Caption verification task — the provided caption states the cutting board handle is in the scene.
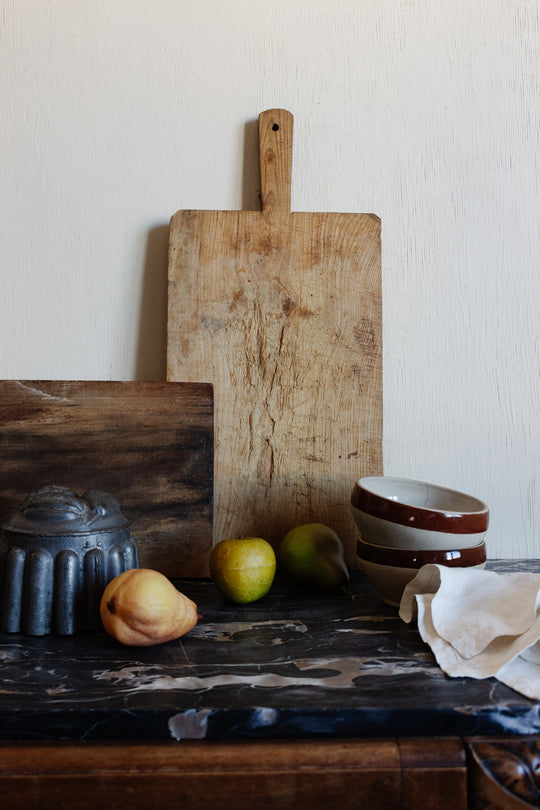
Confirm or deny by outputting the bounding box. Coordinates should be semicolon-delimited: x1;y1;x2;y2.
258;109;293;215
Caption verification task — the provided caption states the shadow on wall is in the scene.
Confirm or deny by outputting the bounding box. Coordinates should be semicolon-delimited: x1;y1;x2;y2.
134;117;262;380
135;224;169;381
242;117;261;211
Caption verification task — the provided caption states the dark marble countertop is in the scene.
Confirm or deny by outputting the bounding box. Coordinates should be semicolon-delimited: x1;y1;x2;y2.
0;560;539;743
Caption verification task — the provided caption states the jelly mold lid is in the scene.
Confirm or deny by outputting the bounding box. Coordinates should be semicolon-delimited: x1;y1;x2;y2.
1;486;130;535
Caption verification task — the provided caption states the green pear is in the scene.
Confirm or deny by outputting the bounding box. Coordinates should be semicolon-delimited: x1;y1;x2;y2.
210;537;276;603
278;523;350;593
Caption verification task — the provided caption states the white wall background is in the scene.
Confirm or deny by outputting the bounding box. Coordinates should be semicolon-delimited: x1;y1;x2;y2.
1;0;539;558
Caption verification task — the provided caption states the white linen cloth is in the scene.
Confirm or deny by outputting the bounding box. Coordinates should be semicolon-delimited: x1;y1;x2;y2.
399;564;540;699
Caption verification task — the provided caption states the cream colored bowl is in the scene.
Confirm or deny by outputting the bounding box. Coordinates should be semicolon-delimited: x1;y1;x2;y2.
358;557;487;607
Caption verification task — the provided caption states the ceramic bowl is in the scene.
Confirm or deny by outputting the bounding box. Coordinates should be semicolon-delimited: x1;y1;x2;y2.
356;537;487;607
357;536;487;569
351;476;489;551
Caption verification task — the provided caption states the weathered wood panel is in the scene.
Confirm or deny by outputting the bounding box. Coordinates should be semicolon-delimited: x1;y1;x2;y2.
0;381;213;577
167;110;382;565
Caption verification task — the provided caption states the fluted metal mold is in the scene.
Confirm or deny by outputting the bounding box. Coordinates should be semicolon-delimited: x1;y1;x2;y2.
0;487;140;636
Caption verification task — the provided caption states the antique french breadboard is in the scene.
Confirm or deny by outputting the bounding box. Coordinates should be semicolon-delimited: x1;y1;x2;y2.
167;109;381;567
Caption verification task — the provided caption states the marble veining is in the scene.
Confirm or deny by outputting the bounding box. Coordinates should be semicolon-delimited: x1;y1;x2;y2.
0;560;538;741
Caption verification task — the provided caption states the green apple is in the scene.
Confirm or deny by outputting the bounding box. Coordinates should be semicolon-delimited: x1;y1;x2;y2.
209;537;276;603
279;523;350;593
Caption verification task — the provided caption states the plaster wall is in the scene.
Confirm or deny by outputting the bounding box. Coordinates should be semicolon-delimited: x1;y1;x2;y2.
1;0;539;557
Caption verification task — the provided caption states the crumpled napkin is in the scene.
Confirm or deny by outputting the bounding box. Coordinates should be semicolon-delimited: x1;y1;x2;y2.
399;564;540;700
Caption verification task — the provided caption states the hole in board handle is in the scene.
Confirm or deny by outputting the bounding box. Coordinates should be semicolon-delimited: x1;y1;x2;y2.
272;123;279;131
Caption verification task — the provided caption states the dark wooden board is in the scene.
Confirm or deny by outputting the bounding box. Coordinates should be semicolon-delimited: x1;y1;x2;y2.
0;381;213;577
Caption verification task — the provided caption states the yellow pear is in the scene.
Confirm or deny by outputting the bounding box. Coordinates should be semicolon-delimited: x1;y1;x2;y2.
100;568;198;646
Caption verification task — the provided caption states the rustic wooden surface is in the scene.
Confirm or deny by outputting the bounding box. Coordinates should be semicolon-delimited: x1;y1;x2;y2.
0;381;213;577
0;738;467;810
167;109;382;565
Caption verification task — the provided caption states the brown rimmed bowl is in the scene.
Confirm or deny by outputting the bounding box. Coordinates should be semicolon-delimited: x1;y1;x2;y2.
351;476;489;551
357;537;487;569
356;537;487;607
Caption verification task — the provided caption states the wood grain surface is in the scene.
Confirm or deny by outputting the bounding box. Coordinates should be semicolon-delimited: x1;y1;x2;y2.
0;381;213;577
0;738;468;810
167;109;382;565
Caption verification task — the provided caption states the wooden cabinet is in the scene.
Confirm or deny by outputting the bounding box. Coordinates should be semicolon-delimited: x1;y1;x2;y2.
4;737;539;809
0;738;467;810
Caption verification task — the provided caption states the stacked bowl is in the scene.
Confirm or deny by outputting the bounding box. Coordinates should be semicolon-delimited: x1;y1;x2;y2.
351;476;489;606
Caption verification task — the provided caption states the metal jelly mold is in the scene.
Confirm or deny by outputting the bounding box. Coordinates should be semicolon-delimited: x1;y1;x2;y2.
0;485;140;635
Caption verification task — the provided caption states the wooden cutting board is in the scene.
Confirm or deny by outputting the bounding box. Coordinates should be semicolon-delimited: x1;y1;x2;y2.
167;109;382;567
0;381;213;577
